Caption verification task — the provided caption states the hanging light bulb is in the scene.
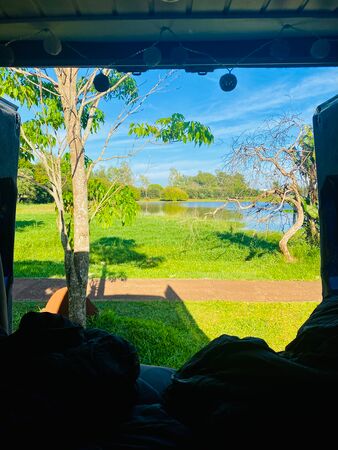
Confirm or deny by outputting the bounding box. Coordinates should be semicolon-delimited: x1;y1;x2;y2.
269;38;290;60
0;44;15;65
93;71;110;92
310;39;331;60
143;46;162;67
43;30;62;56
219;71;237;92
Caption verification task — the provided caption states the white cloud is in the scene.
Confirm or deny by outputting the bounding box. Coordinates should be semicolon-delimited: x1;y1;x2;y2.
193;69;338;126
211;120;264;138
288;71;338;101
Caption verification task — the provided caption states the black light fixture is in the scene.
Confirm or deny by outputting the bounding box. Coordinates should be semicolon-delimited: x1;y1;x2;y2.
219;70;237;92
310;38;331;59
93;71;110;92
43;29;62;56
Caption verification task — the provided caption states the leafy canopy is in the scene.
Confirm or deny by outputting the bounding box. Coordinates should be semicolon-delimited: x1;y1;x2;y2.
129;113;214;146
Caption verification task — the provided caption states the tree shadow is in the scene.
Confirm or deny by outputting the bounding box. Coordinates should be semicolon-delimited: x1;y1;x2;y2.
15;220;44;232
13;272;209;369
90;237;165;269
216;231;278;261
87;285;209;369
14;260;65;278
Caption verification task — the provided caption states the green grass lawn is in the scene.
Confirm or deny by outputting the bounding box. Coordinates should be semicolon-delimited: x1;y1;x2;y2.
13;300;318;369
15;203;320;280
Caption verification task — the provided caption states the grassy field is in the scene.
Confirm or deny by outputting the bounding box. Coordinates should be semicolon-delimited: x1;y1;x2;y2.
15;203;320;280
13;300;318;368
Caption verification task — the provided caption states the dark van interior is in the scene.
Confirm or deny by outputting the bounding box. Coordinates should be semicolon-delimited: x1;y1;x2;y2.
0;1;338;448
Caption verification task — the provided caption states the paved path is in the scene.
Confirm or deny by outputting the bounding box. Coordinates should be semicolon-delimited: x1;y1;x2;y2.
13;278;322;302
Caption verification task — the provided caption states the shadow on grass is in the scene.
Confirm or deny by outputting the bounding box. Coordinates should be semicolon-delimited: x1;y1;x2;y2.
14;260;64;278
88;286;209;369
13;282;209;369
15;220;44;231
216;231;278;261
90;237;165;268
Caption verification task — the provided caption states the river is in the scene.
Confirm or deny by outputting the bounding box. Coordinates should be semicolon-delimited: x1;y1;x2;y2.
138;200;294;232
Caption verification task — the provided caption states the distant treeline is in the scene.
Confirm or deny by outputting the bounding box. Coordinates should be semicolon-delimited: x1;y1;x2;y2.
17;159;257;203
166;168;258;200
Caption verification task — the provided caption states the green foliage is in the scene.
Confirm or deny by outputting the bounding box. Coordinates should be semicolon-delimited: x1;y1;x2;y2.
17;168;37;203
89;178;139;227
16;162;53;204
1;68;138;164
128;185;141;201
105;71;138;103
97;162;134;185
0;69;40;108
168;168;256;199
80;105;105;133
129;113;214;146
147;183;164;198
296;125;319;244
301;199;319;220
161;186;189;201
192;171;217;186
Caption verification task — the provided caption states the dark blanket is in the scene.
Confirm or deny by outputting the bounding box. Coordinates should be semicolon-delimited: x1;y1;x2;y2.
163;299;338;447
2;300;338;449
0;312;140;448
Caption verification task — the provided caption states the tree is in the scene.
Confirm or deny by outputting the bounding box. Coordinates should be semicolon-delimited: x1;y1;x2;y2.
169;168;186;187
192;171;217;187
296;125;319;244
147;184;164;199
1;68;213;326
161;186;189;201
106;162;134;185
228;116;318;261
167;168;255;199
139;175;150;199
17;168;37;202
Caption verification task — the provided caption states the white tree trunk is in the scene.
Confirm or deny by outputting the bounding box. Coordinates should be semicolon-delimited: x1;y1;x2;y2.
56;68;89;327
279;196;304;262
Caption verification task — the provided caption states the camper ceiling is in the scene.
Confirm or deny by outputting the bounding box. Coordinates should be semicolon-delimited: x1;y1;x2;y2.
0;0;337;70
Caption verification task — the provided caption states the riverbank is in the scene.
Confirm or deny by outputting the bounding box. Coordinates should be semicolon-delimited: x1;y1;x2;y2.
15;204;320;280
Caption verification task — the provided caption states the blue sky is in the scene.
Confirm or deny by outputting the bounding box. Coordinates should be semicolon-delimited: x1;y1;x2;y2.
87;66;338;186
15;66;337;186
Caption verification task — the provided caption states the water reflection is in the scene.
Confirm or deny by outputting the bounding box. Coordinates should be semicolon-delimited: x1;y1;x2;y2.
139;201;293;232
140;201;243;222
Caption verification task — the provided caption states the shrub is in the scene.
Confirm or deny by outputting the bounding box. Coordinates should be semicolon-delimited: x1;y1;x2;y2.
128;185;141;200
161;186;189;201
147;183;164;199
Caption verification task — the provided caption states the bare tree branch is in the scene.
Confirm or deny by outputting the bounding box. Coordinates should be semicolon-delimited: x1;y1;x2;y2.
86;72;171;178
11;68;59;96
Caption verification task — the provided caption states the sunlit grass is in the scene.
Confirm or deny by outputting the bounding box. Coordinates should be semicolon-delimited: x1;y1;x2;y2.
13;300;318;369
14;203;320;280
